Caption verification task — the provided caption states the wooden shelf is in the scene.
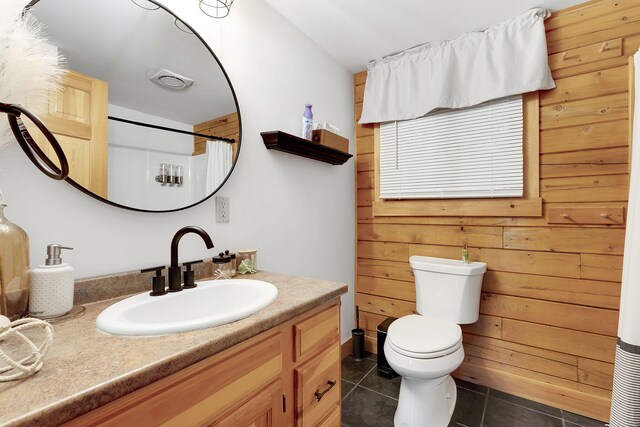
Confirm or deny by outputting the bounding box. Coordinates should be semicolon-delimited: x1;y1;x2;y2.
261;131;352;165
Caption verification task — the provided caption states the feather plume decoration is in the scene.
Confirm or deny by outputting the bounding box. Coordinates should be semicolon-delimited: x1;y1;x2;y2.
0;0;66;149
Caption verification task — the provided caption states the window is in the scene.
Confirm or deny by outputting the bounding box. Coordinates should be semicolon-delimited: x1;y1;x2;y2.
379;95;523;200
372;92;541;217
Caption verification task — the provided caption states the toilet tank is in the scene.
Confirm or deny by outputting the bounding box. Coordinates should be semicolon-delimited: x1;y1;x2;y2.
410;255;487;324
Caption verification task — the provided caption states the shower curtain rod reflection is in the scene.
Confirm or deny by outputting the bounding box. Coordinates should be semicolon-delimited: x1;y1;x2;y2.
108;115;235;143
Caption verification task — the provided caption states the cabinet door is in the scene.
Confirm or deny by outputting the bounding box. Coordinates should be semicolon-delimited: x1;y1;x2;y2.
215;380;282;427
64;332;283;427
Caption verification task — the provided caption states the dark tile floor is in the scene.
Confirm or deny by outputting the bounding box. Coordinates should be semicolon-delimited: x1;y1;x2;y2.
341;354;608;427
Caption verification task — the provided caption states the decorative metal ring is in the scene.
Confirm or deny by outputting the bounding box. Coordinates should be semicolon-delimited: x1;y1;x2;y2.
0;103;69;180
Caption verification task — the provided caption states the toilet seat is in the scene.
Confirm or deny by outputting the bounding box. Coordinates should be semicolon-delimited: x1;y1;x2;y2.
387;315;462;359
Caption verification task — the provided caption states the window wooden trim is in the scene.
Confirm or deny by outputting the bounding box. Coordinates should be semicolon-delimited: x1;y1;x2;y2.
372;91;542;217
629;56;635;177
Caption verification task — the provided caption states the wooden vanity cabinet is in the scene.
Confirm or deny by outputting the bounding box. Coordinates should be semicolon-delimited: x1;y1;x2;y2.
64;300;341;427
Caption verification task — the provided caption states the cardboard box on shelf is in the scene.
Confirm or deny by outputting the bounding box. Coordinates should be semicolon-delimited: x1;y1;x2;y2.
311;129;349;153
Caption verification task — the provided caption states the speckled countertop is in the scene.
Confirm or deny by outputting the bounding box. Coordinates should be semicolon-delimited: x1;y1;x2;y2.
0;271;347;427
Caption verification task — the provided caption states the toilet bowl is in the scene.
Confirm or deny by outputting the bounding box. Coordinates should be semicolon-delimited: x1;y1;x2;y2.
383;256;487;427
384;315;465;427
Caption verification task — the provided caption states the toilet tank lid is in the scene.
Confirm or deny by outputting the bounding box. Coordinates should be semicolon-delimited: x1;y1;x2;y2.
409;256;487;275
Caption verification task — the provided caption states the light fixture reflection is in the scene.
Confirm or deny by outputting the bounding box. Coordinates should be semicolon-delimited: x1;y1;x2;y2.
199;0;234;18
130;0;160;11
174;18;194;34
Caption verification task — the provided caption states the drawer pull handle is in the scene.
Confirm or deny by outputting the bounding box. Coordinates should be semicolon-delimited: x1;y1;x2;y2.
315;380;337;402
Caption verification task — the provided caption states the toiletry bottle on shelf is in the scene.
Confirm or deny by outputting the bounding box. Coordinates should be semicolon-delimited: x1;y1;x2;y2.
29;244;74;319
0;193;30;320
302;104;313;140
462;243;469;264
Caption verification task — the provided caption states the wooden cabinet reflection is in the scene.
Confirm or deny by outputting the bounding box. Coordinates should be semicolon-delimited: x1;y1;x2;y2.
29;69;108;198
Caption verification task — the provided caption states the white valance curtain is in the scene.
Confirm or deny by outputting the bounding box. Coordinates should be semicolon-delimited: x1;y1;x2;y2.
359;8;555;124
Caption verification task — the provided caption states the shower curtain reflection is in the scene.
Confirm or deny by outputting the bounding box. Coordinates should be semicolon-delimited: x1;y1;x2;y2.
205;140;233;194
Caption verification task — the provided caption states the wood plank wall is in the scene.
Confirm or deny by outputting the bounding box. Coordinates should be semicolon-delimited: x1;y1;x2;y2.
353;0;639;421
193;112;240;156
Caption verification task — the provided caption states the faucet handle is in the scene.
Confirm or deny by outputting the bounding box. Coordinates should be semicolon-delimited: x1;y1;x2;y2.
184;259;204;268
141;266;167;296
183;259;203;289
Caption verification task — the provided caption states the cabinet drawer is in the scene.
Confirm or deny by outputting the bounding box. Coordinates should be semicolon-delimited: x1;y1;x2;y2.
317;404;341;427
295;344;341;427
294;303;339;362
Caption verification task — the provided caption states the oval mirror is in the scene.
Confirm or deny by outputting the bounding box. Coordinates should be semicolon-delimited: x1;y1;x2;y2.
27;0;241;212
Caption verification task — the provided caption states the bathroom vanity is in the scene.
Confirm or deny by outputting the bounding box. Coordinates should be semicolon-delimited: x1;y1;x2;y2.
0;271;346;427
67;301;341;426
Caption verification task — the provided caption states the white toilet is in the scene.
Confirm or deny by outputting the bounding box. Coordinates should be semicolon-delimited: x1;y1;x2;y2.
384;255;487;427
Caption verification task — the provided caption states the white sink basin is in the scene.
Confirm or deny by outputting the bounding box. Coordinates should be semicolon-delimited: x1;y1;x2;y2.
96;279;278;336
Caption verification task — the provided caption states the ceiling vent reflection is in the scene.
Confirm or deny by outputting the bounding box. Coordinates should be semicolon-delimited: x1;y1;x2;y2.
148;69;195;90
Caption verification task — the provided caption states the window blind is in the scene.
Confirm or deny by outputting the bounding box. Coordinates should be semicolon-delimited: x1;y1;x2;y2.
379;95;523;199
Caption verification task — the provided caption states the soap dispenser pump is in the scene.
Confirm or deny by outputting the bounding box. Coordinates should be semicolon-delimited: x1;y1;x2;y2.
29;244;75;319
462;242;470;264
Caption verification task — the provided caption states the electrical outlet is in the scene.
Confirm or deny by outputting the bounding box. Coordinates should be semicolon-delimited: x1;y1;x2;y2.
215;196;229;223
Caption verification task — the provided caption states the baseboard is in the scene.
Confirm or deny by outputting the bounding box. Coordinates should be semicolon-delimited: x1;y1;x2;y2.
364;335;377;354
341;337;352;360
455;361;611;422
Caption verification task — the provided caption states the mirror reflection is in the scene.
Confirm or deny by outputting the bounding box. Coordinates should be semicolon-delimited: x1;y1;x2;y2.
28;0;240;211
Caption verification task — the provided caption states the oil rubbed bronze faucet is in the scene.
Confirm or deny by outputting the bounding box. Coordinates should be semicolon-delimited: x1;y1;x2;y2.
168;226;214;292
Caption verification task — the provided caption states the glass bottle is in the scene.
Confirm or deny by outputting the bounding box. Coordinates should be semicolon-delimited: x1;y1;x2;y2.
302;104;313;140
225;250;236;276
0;203;30;320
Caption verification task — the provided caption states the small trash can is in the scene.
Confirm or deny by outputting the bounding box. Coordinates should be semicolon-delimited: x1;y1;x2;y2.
377;317;399;379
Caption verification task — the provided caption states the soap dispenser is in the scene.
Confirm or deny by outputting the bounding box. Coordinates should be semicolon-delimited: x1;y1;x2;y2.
29;244;74;319
462;242;470;264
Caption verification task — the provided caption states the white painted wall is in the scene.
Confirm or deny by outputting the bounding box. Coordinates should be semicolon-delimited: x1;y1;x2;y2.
0;0;355;341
